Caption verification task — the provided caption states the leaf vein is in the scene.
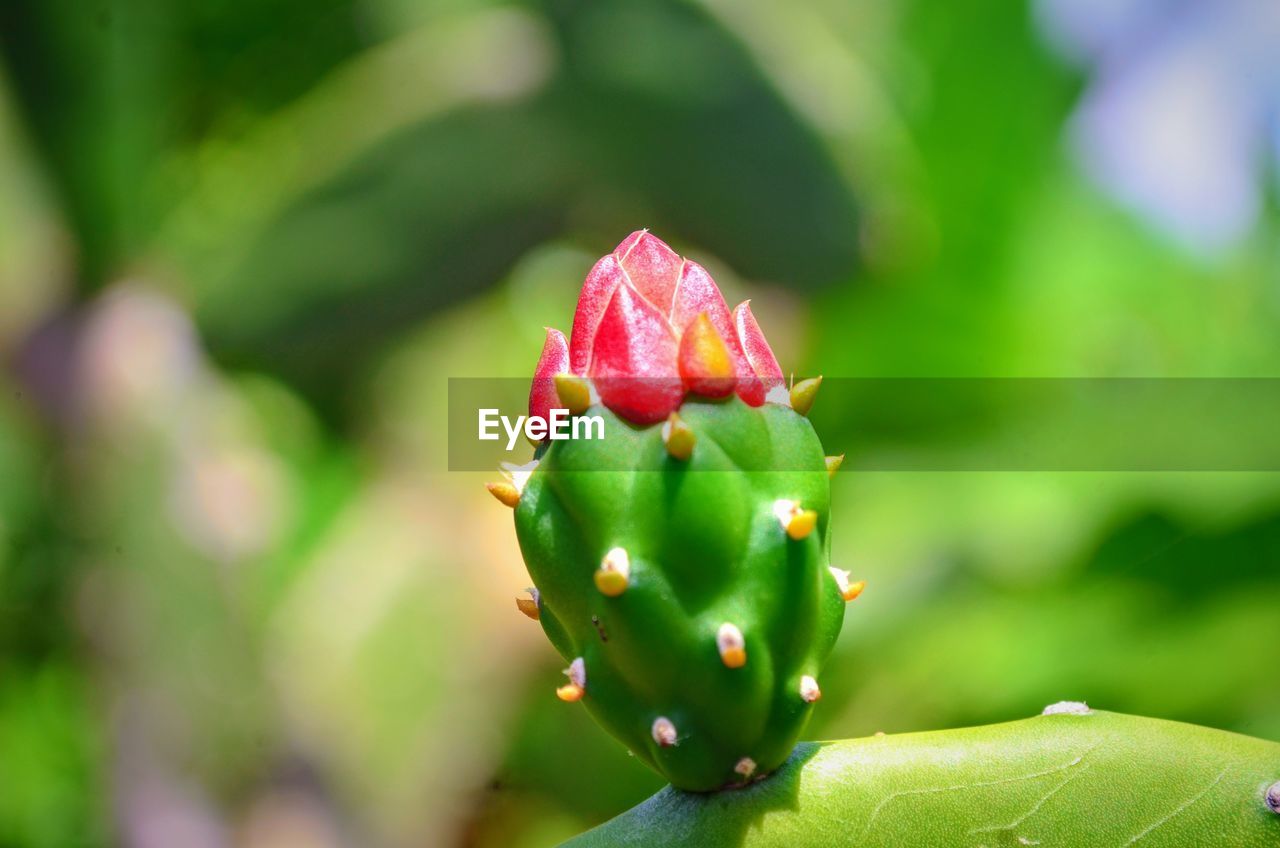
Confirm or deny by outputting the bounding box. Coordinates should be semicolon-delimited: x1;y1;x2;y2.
970;760;1094;836
1122;764;1231;846
859;745;1098;840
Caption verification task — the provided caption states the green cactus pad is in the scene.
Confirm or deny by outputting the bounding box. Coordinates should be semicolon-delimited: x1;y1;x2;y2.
560;710;1280;848
514;395;845;791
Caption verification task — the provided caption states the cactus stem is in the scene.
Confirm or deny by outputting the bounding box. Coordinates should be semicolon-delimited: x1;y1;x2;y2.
790;376;823;416
828;567;866;602
734;757;757;779
799;675;822;703
652;716;678;747
825;454;845;477
557;658;586;701
486;481;520;508
554;373;592;415
515;587;541;620
595;547;631;596
717;622;747;668
774;499;817;540
662;412;696;461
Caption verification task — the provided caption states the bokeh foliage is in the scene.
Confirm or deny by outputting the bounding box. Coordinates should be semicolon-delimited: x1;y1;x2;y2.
0;0;1277;846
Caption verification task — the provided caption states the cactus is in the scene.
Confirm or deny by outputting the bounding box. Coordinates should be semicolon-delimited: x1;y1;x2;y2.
492;232;861;791
561;710;1280;848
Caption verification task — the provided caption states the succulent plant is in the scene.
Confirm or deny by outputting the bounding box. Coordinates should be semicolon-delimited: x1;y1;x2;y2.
564;710;1280;847
490;231;862;791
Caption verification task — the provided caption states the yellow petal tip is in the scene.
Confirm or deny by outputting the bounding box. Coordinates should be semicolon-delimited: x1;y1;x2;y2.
554;373;591;416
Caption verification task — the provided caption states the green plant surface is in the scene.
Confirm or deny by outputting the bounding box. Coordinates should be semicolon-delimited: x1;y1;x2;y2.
514;396;842;791
561;709;1280;848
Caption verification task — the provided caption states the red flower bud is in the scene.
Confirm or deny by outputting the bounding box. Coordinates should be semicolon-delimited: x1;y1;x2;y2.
615;230;683;317
590;281;683;424
529;231;787;425
733;300;784;390
529;328;570;424
568;254;624;376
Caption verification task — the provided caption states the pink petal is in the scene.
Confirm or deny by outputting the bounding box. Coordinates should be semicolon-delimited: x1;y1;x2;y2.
528;327;570;422
672;262;764;404
613;230;645;257
733;300;784;400
568;254;625;374
615;230;683;317
588;283;682;424
735;368;768;407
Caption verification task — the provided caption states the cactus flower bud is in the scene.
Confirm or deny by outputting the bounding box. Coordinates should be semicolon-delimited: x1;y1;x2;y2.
527;231;787;425
507;231;846;791
529;328;570;425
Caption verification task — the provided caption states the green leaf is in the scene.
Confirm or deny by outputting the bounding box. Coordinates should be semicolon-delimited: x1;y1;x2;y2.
561;710;1280;847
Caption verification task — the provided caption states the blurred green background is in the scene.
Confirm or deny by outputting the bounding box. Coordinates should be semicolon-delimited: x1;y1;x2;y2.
1;0;1278;845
